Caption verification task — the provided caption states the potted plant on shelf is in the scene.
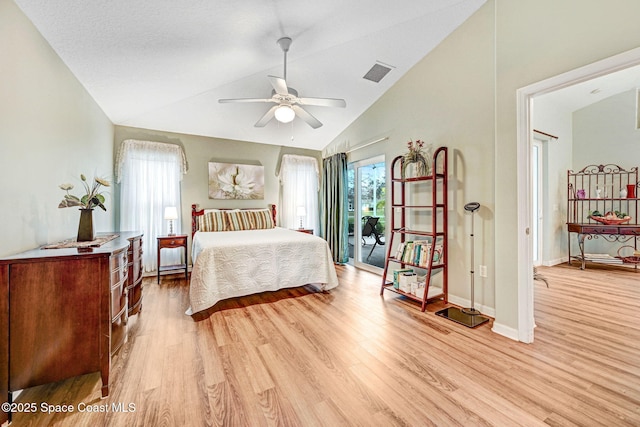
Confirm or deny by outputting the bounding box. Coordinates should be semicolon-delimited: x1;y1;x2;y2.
58;174;110;241
402;139;432;178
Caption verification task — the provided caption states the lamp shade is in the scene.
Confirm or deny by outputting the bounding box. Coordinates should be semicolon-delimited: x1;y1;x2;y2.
275;105;295;123
164;206;178;220
296;206;307;217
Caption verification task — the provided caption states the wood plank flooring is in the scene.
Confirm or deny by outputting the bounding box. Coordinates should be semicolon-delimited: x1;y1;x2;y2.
10;263;640;426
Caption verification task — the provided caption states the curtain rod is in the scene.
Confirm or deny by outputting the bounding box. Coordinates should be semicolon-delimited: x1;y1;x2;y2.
533;129;558;140
346;137;389;153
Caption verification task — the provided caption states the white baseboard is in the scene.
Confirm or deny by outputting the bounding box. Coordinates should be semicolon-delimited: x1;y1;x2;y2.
446;294;496;318
542;258;565;267
447;294;521;341
491;322;520;341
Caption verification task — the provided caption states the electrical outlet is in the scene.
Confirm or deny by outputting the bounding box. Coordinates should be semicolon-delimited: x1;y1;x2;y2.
479;265;487;277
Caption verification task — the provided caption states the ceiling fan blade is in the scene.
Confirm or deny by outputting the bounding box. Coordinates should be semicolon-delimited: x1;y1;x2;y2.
219;98;273;103
254;105;279;127
298;97;346;108
268;75;289;95
291;105;322;129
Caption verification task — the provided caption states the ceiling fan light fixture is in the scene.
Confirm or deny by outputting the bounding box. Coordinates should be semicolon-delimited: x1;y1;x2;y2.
274;104;295;123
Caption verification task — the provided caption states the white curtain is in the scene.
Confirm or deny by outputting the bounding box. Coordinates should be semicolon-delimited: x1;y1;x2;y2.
116;139;188;272
279;155;319;232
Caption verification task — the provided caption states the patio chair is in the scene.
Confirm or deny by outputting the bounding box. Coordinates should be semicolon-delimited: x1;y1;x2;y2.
362;216;385;260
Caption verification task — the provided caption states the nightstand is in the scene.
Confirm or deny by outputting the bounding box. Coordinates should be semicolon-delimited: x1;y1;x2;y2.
295;228;314;234
157;235;188;284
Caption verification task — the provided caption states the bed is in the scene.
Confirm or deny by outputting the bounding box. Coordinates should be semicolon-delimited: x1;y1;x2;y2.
187;204;339;314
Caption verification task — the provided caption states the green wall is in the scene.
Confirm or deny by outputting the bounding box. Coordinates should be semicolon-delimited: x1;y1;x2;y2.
324;0;640;336
113;126;322;239
0;0;114;257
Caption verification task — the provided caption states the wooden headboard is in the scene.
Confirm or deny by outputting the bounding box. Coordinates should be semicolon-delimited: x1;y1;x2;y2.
191;204;277;237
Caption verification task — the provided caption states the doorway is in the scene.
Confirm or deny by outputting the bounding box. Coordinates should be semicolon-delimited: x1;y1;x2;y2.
516;47;640;342
347;155;386;271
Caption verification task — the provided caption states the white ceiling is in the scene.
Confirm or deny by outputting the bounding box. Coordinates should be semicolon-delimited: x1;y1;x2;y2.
14;0;486;150
539;64;640;114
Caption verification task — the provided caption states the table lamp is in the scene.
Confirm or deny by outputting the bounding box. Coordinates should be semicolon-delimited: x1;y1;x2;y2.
296;206;306;229
164;206;178;236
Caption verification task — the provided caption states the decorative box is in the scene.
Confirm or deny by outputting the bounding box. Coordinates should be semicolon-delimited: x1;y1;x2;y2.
393;269;413;289
399;272;416;293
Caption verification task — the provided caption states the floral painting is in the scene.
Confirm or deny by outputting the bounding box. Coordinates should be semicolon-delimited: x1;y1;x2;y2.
208;162;264;200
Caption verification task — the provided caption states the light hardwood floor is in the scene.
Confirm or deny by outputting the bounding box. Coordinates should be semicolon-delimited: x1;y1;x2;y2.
10;263;640;426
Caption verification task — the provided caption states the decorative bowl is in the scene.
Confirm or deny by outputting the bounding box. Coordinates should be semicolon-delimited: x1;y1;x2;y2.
589;216;631;225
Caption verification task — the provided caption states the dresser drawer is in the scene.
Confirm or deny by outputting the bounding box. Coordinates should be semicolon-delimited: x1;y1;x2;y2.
581;226;617;234
127;237;142;261
128;255;142;286
111;279;127;322
127;234;144;316
128;238;143;284
111;307;127;356
109;250;127;271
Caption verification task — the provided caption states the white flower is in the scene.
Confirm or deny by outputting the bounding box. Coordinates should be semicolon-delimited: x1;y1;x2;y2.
58;174;110;211
218;167;256;199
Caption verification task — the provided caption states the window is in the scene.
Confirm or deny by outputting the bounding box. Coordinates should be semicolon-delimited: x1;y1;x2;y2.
116;139;188;272
279;155;319;232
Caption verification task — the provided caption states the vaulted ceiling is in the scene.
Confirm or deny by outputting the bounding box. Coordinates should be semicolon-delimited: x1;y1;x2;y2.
14;0;486;150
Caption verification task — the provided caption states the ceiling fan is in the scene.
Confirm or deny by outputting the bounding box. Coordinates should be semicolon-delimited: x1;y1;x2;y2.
218;37;346;129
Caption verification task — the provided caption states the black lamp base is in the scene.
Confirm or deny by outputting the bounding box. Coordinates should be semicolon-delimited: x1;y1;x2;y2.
435;307;490;328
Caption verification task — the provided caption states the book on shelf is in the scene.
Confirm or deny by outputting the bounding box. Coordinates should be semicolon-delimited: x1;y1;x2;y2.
393;239;444;267
583;253;623;264
432;243;443;263
402;241;415;263
394;241;408;260
412;240;431;266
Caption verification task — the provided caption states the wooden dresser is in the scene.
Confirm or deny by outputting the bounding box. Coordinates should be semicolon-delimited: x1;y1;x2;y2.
126;234;144;315
0;231;142;423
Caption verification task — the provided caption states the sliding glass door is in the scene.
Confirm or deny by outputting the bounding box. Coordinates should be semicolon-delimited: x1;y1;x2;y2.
347;155;386;271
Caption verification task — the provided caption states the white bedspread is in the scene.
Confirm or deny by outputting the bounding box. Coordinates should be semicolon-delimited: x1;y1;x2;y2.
188;227;339;314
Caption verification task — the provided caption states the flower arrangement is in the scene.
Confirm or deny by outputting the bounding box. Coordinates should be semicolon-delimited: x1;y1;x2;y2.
402;139;431;178
58;174;110;211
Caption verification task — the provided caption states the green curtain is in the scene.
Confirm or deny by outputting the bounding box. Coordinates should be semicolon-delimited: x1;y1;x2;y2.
321;153;349;263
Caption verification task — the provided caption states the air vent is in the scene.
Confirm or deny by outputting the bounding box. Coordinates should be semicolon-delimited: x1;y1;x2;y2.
363;62;393;83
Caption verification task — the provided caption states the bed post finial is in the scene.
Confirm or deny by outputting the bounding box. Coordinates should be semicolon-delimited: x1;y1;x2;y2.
192;204;199;237
269;204;277;226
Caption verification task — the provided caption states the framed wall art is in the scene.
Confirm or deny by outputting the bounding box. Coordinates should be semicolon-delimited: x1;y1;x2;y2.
208;162;265;200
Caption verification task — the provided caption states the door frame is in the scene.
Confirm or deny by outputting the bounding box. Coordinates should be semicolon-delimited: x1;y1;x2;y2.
350;155;385;273
531;138;543;266
516;46;640;343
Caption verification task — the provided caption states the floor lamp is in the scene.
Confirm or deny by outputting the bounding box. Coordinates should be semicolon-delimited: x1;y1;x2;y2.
436;202;489;328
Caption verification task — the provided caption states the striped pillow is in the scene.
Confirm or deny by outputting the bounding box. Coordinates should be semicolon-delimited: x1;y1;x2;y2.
199;210;227;232
225;210;254;231
248;209;274;229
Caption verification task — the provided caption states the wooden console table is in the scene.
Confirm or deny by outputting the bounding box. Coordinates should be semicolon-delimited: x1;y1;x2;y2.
567;164;640;270
0;231;142;424
567;223;640;269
